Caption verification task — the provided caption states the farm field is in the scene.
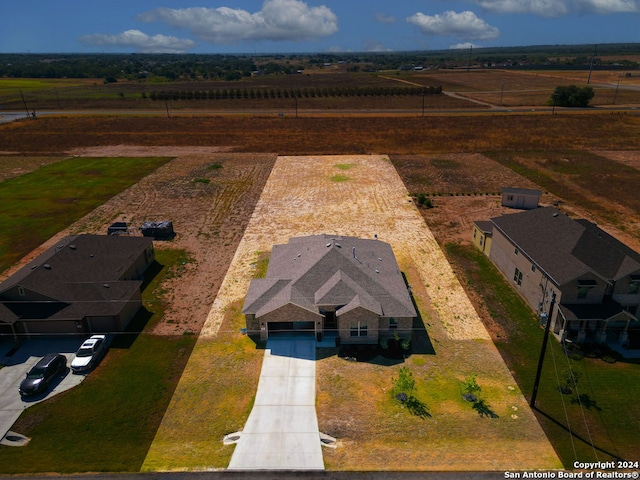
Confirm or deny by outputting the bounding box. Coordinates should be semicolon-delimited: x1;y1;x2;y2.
1;105;640;472
2;68;639;112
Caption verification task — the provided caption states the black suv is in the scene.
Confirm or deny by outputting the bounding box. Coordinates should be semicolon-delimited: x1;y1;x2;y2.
19;353;67;397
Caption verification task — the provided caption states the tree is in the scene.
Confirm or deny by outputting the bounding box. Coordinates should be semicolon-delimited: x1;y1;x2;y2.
549;85;594;108
392;366;415;401
462;373;481;402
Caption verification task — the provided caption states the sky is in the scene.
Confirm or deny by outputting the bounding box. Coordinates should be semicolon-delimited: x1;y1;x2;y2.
1;0;639;54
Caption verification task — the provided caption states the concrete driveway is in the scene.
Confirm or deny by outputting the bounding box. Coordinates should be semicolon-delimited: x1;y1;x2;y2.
0;337;86;444
227;334;324;470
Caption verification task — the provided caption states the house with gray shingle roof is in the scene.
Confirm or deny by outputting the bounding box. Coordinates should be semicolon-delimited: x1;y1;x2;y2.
243;235;416;344
474;207;640;352
0;234;154;338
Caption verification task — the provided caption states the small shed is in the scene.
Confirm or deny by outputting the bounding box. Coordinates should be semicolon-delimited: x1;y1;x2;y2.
501;188;542;210
141;221;175;240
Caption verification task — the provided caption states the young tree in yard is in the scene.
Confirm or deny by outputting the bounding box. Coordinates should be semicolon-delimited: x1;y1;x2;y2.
392;366;415;402
462;373;481;402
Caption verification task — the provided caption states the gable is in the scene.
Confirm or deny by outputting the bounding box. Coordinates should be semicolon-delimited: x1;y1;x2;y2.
314;270;358;306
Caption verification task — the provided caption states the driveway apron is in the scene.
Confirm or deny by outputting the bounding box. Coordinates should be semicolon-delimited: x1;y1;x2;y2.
227;335;323;470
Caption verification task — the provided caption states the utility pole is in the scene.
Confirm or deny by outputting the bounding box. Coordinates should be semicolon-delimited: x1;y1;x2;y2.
467;45;473;72
587;44;597;85
613;75;622;105
19;89;30;117
531;292;556;408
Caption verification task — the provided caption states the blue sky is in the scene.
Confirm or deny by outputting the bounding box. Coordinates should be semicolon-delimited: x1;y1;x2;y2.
1;0;639;54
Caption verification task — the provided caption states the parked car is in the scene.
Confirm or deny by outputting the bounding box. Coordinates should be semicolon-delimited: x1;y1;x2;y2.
19;353;67;397
71;335;108;373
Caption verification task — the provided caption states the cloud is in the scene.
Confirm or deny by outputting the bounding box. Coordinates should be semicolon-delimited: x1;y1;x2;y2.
375;13;396;24
470;0;639;16
407;11;499;41
363;39;393;52
137;0;338;44
450;42;481;49
79;30;195;53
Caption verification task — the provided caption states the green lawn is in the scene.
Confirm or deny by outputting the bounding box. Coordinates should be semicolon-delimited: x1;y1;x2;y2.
0;249;197;473
0;78;93;93
0;156;170;273
445;242;640;467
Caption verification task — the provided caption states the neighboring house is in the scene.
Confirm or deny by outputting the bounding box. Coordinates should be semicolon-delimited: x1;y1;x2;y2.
501;187;542;210
473;207;640;352
243;235;416;345
0;234;155;338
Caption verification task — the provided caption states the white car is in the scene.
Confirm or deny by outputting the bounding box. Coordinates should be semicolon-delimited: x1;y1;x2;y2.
71;335;108;373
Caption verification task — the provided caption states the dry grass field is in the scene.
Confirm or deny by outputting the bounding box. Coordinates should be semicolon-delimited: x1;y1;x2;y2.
1;113;639;155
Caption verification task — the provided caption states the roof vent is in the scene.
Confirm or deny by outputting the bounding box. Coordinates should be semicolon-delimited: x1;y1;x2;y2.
335;243;341;248
103;283;110;288
552;212;559;217
326;243;332;247
43;264;51;270
375;269;379;273
69;245;76;250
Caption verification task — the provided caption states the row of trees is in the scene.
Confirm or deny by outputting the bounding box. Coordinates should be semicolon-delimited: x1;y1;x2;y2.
145;85;442;101
1;44;637;80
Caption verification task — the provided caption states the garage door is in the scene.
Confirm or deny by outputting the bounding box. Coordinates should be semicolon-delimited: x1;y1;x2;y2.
268;321;314;335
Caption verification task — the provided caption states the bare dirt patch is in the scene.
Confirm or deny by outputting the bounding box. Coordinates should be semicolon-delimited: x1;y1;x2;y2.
0;156;67;182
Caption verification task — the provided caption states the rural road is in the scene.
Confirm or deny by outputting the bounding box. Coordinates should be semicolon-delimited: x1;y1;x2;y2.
1;104;638;124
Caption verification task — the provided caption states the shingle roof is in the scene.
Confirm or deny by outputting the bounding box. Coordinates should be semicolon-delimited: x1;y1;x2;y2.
473;221;493;234
243;235;416;318
0;234;151;323
502;187;542;196
490;207;640;285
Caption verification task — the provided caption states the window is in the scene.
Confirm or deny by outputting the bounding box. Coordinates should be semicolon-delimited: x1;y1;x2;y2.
513;268;523;286
514;248;519;256
577;279;596;299
473;229;477;239
507;195;514;201
531;264;536;273
18;286;25;296
629;282;639;294
350;321;368;337
479;237;483;247
389;318;398;330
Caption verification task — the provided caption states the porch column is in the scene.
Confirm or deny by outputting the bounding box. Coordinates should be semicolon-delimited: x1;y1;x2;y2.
260;322;267;342
596;320;608;344
618;319;630;347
